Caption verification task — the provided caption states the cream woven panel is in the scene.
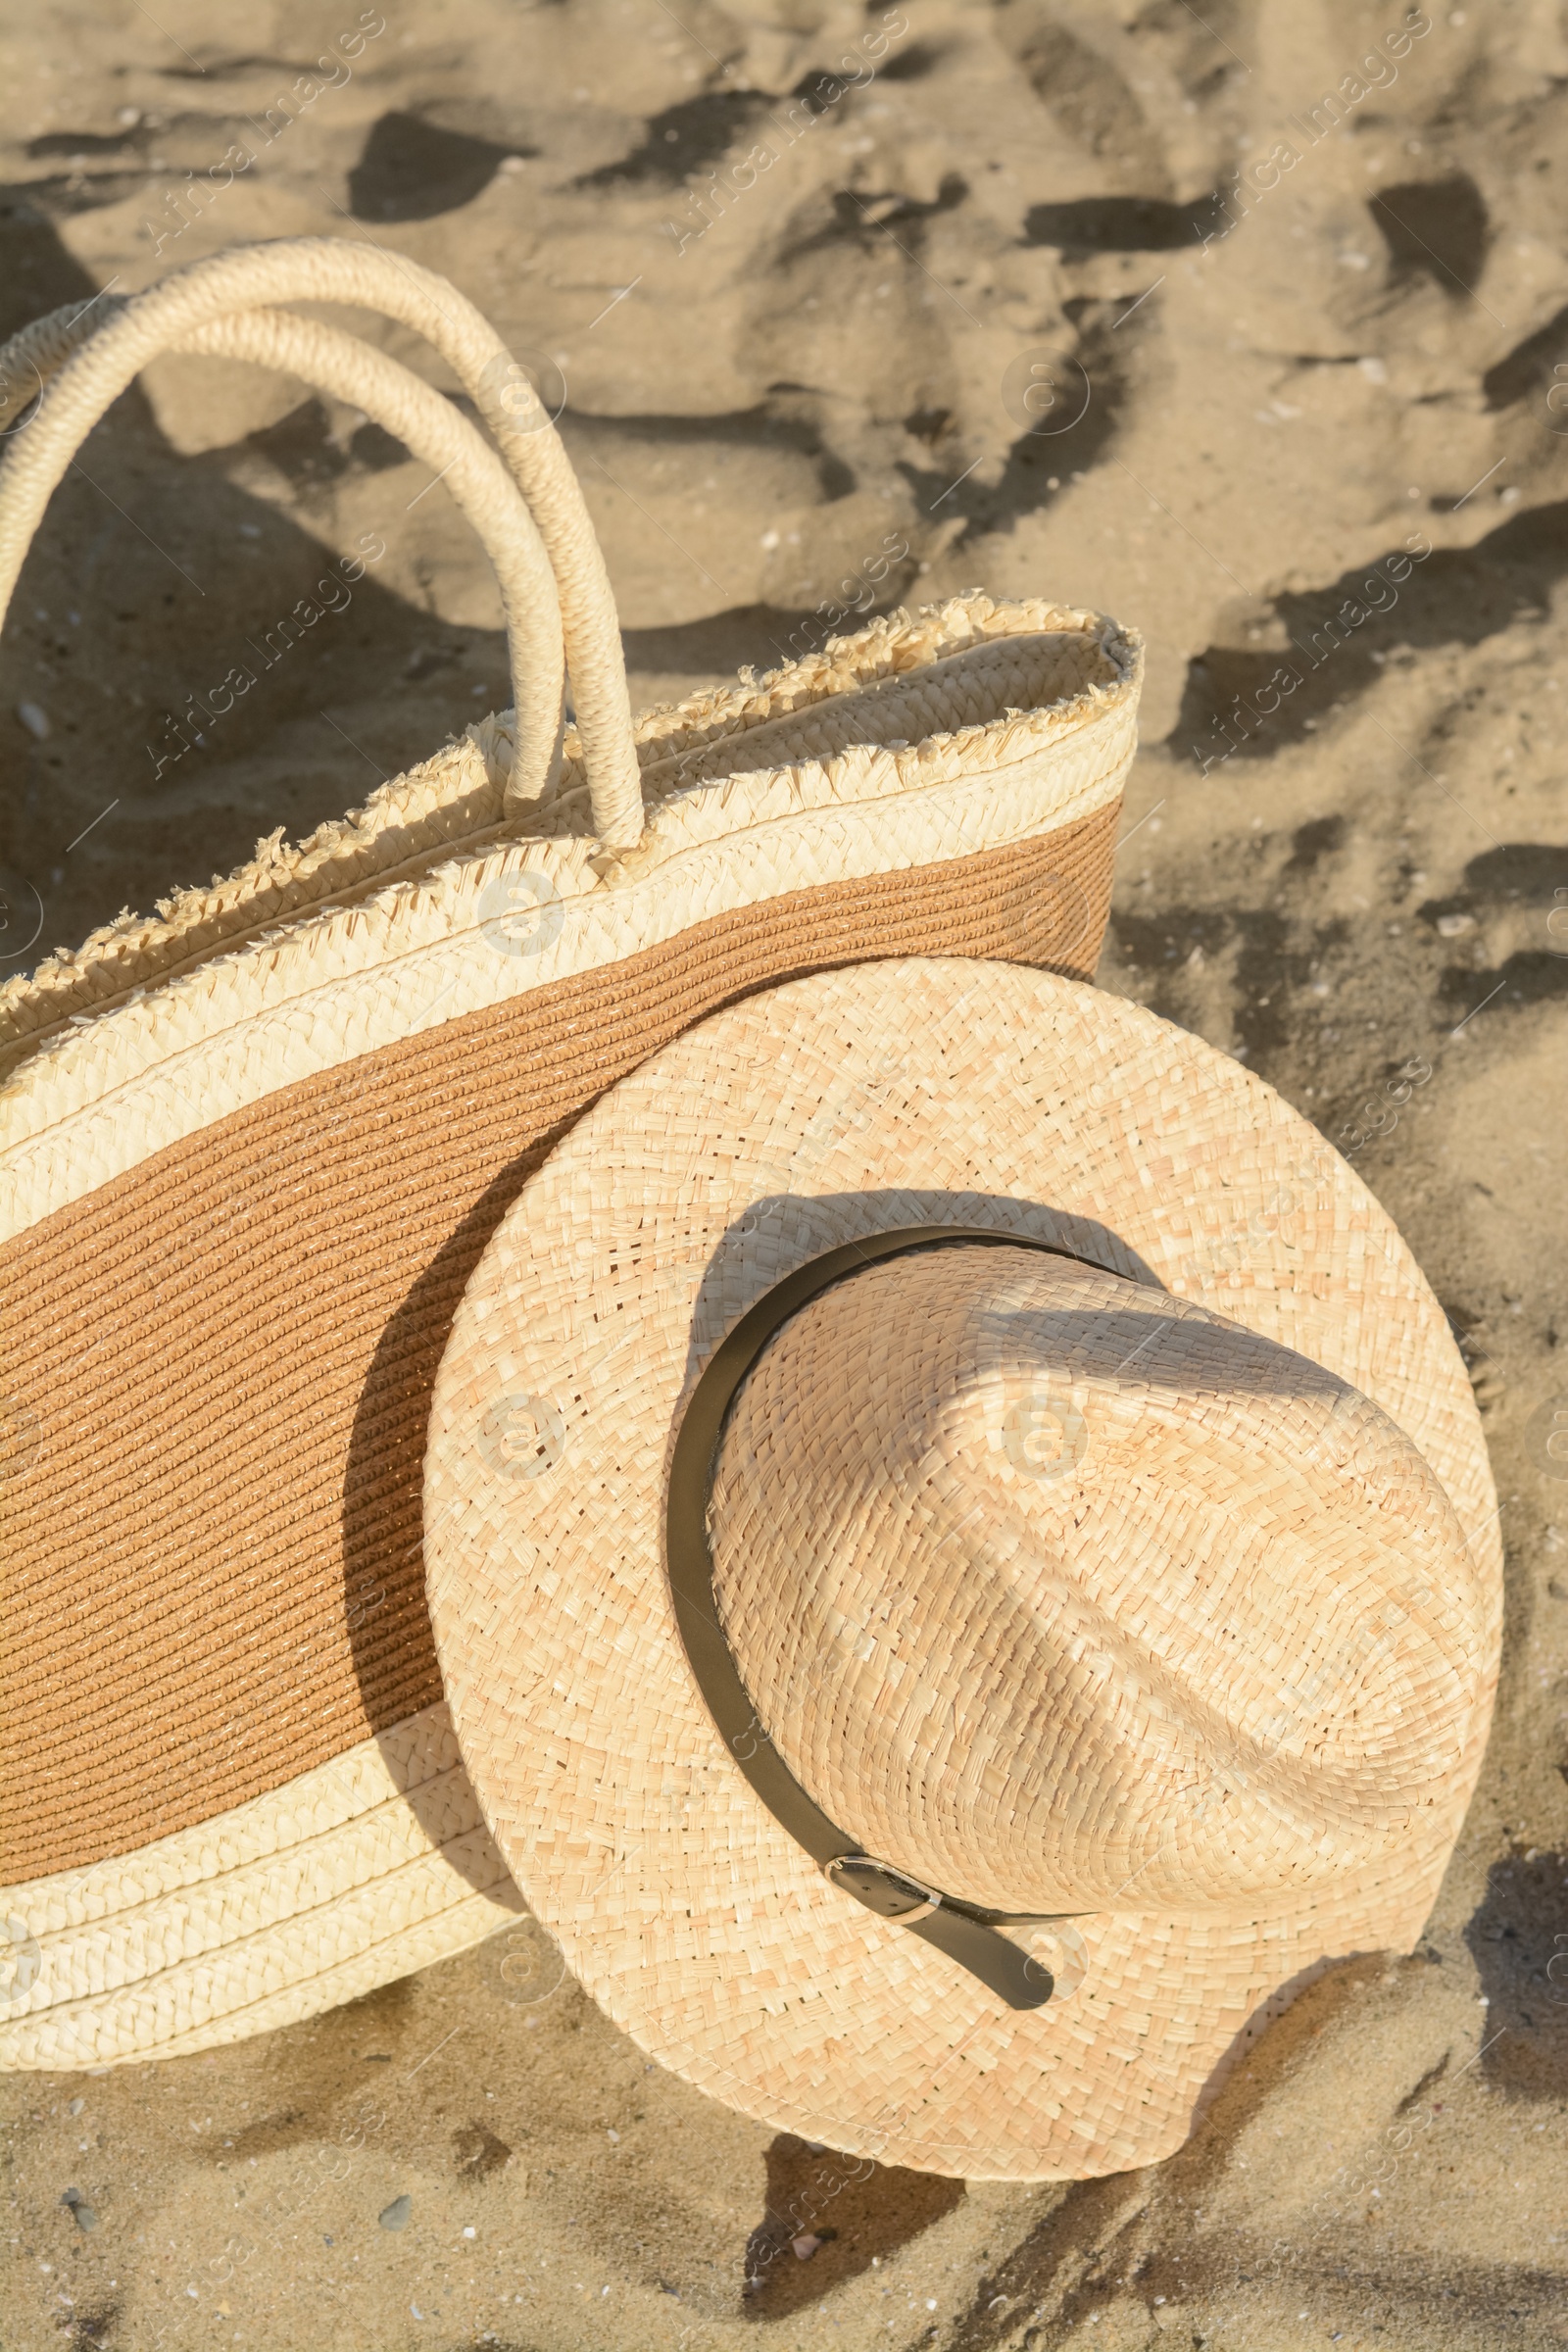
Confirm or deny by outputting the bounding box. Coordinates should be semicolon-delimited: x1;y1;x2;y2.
0;609;1137;1241
0;1702;518;2069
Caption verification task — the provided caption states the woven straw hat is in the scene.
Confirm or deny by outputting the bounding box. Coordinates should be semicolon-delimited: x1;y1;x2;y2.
0;241;1141;2068
424;956;1500;2180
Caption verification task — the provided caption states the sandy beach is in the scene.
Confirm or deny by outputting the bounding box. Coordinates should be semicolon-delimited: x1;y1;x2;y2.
2;2;1566;2346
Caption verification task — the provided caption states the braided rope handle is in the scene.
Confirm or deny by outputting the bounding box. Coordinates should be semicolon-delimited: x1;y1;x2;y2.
0;239;644;846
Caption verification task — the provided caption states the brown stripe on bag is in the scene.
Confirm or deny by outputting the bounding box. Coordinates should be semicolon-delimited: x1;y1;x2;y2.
1;809;1115;1879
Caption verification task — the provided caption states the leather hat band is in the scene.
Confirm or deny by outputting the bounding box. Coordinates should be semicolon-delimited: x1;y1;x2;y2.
665;1226;1107;2012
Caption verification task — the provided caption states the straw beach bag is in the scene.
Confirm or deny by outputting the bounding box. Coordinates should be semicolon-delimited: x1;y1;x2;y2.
0;239;1142;2070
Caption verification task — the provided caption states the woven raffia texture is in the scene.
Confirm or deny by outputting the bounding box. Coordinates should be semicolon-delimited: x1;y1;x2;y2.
712;1249;1483;1917
0;1704;519;2071
424;957;1500;2180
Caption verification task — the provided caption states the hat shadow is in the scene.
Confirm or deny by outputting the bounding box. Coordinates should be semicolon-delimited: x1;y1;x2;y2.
740;2132;964;2321
347;1129;564;1901
679;1186;1167;1388
679;1185;1347;1402
1463;1847;1568;2099
738;1952;1372;2333
932;1952;1462;2352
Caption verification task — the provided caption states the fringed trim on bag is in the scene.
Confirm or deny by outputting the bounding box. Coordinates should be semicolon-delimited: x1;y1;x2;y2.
0;595;1138;1088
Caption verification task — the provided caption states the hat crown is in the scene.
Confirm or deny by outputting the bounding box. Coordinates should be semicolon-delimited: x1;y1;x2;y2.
709;1246;1486;1919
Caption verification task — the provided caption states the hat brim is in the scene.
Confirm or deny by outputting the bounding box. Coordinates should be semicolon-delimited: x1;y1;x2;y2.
423;958;1500;2180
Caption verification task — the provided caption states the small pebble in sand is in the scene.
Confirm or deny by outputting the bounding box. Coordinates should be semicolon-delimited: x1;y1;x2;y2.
17;702;50;741
379;2194;413;2231
791;2233;821;2260
60;2189;97;2232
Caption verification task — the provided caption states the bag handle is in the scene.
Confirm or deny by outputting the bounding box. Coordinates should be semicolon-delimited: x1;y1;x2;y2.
0;297;565;808
0;239;644;846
